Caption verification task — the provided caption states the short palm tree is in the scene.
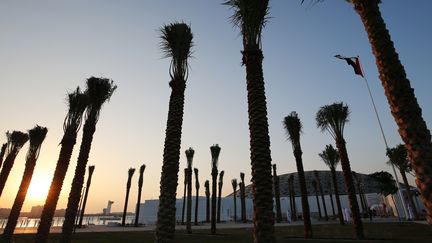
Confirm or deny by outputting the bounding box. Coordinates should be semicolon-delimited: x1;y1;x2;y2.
231;179;238;222
283;112;312;238
194;168;199;226
181;168;188;225
217;170;225;223
36;88;87;243
319;144;344;225
272;164;282;223
155;22;194;242
239;172;246;223
314;171;328;221
122;168;135;226
1;126;47;243
0;143;7;169
0;131;29;197
78;165;95;228
135;164;146;227
224;1;275;240
185;148;194;233
210;144;220;234
204;180;210;223
316;102;364;239
312;180;322;220
387;144;418;219
61;77;116;242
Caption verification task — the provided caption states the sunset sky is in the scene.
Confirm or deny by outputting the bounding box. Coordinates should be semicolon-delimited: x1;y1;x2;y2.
0;0;431;214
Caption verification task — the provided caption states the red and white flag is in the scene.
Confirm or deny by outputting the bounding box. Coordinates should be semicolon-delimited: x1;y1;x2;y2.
334;54;363;77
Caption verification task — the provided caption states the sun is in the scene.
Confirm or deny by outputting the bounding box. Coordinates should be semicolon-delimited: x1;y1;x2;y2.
27;174;51;201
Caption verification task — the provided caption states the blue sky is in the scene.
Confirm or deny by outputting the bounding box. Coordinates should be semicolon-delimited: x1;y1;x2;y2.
0;0;431;214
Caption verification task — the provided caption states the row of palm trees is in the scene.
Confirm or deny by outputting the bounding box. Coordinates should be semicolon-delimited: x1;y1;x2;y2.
120;165;146;227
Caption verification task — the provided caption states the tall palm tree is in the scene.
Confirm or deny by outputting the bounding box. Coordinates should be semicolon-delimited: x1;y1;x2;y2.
210;144;220;235
1;126;47;243
387;144;418;219
0;131;29;197
319;144;344;225
194;168;199;226
0;143;7;169
204;180;210;223
231;179;238;222
135;164;146;227
312;180;322;220
288;174;297;222
155;22;194;242
316;102;364;239
350;0;432;224
283;112;312;238
181;168;188;225
185;148;194;233
314;171;328;221
327;181;336;216
61;77;116;242
36;88;87;243
217;170;225;223
272;164;282;223
122;168;135;226
239;172;246;223
77;165;95;228
224;1;275;241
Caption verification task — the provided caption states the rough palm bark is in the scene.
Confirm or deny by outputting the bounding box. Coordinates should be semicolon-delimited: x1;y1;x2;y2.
210;144;220;235
122;168;135;226
36;88;87;243
284;112;312;238
0;131;29;197
135;164;146;227
155;23;193;243
204;180;210;223
316;102;364;239
181;168;187;225
0;143;7;169
312;180;322;220
314;171;328;221
231;179;238;222
78;165;95;228
194;168;199;226
272;164;282;223
240;173;246;223
1;126;47;243
351;0;432;224
185;148;194;233
217;170;225;223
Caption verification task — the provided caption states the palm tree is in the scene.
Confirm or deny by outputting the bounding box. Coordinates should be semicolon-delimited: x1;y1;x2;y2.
312;180;322;221
231;179;238;222
77;165;95;228
239;172;246;223
319;144;344;225
36;88;87;243
61;77;116;242
194;168;199;226
204;180;210;223
314;171;328;221
1;126;47;243
352;171;367;214
387;144;418;219
210;144;220;235
155;22;194;242
283;112;312;238
217;170;225;223
0;131;29;197
185;148;194;233
135;164;146;227
327;181;336;216
316;102;364;239
181;168;188;225
288;174;297;222
224;1;275;240
122;168;135;226
0;143;7;169
272;164;282;223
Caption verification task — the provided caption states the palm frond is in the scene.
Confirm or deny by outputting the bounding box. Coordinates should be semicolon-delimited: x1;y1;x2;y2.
85;77;117;122
318;144;339;170
231;179;238;189
6;131;29;156
386;144;411;172
63;87;88;134
316;102;349;139
128;168;136;177
210;144;221;169
27;125;48;161
185;147;195;168
283;111;302;150
219;170;225;183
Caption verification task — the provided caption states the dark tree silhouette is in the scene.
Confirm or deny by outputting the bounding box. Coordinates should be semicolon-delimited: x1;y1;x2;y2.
369;171;398;197
312;180;322;220
122;168;135;226
204;180;210;223
288;175;296;222
36;88;87;243
181;168;187;225
352;171;367;214
210;144;220;234
78;165;95;228
314;171;328;221
185;148;194;233
194;168;199;226
231;179;238;222
239;172;246;223
155;22;194;242
272;164;282;223
327;181;336;216
135;164;146;227
0;143;7;170
1;126;47;243
217;170;224;223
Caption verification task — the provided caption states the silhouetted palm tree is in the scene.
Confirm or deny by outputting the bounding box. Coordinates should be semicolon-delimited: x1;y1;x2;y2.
284;112;312;238
387;144;418;219
78;165;95;228
312;180;322;220
135;164;146;227
1;126;47;243
194;168;199;226
61;77;116;243
181;168;187;225
314;171;328;221
288;174;296;222
316;102;363;239
239;172;246;223
224;1;275;240
231;179;238;222
155;22;194;242
210;144;220;234
217;170;224;223
272;164;282;223
352;171;367;214
185;148;194;233
122;168;135;226
319;144;344;225
204;180;210;223
36;88;87;243
0;131;29;197
0;143;7;169
327;181;336;216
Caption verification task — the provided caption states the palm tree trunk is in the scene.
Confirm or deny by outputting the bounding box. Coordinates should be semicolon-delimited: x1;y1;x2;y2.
186;168;192;233
205;180;210;223
211;168;217;234
316;173;328;221
0;143;6;169
243;46;275;242
273;165;282;223
288;179;294;221
328;182;336;216
313;183;322;220
0;149;22;196
294;150;312;238
352;0;432;224
331;169;345;225
135;165;145;227
240;182;246;223
194;184;199;225
336;137;364;239
78;166;95;228
155;79;186;242
233;191;237;222
122;184;131;226
181;169;187;225
400;170;418;219
217;177;223;223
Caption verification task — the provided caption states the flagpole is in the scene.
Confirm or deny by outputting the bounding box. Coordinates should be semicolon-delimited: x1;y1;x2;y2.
358;58;408;220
